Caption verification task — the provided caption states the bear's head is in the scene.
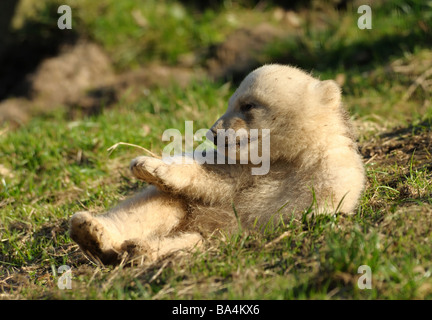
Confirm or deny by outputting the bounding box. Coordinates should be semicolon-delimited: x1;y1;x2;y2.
209;64;349;165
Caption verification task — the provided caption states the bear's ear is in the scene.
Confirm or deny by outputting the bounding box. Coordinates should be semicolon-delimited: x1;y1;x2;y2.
314;80;341;108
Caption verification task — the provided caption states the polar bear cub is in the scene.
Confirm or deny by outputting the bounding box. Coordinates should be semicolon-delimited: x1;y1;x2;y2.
69;64;365;265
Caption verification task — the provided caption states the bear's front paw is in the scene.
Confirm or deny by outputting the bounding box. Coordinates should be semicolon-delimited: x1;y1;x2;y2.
130;156;193;191
130;156;168;184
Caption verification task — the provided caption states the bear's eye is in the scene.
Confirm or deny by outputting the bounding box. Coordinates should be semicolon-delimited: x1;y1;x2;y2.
240;103;255;113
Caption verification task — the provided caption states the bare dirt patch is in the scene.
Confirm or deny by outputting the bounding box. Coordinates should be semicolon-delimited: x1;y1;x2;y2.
360;122;432;209
361;122;432;169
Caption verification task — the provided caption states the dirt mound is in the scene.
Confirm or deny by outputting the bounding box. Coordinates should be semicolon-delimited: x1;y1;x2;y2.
29;41;114;107
0;40;113;126
0;40;200;126
206;23;286;82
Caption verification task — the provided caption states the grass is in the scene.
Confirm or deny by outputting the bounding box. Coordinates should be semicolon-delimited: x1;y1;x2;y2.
1;0;432;300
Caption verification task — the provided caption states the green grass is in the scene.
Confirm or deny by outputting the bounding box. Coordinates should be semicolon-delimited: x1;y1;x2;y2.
1;75;431;299
1;0;432;300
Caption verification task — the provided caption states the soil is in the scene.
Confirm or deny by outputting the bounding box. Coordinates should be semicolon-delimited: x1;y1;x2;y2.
360;122;432;169
205;23;285;83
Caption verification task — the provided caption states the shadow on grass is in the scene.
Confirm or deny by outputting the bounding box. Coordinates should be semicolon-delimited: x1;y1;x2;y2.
270;31;431;73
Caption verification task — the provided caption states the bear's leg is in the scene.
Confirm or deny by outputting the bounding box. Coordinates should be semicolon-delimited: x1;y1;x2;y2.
130;156;238;205
148;232;203;259
120;232;203;262
69;186;186;265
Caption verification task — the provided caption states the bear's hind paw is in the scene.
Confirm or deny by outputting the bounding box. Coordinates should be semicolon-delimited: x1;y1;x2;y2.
120;239;153;263
69;211;120;265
